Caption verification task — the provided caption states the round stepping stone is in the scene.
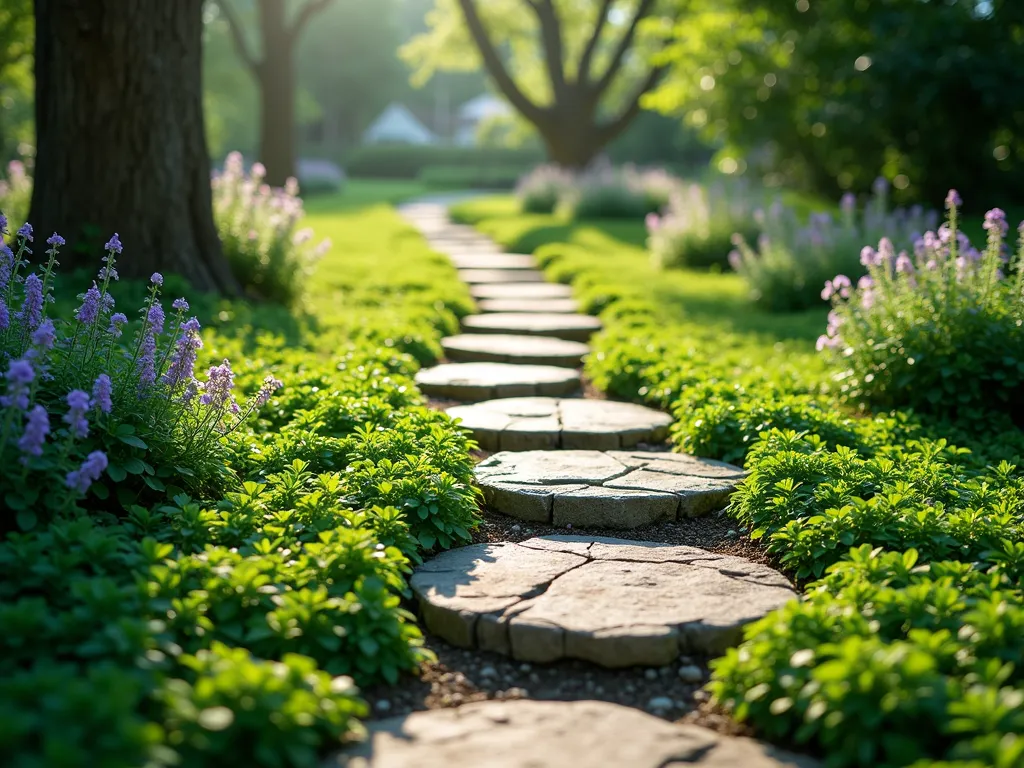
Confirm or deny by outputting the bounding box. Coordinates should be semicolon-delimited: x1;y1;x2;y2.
447;398;671;451
478;297;579;313
441;334;588;368
429;239;501;253
462;313;602;343
475;450;746;528
459;269;546;285
416;363;580;401
447;253;537;270
412;535;796;664
470;283;573;300
334;699;817;767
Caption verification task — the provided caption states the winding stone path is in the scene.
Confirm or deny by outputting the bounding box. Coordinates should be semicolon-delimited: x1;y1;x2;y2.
447;397;671;452
462;312;602;343
442;334;588;368
332;700;817;768
459;269;547;285
470;283;573;300
416;363;580;401
474;450;745;528
412;535;795;664
447;253;537;270
477;297;579;314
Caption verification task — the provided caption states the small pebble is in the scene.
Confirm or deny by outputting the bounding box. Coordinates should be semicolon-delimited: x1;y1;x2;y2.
519;663;532;673
726;529;738;539
375;699;392;713
647;696;674;712
529;673;540;684
510;524;521;532
479;665;498;679
678;664;704;683
644;669;658;681
694;690;710;702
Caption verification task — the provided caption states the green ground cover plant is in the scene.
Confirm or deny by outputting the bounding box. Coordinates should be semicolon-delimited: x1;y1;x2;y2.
451;192;1024;768
1;185;479;767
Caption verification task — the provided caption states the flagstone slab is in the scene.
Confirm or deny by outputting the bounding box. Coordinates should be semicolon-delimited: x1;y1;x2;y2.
447;254;537;270
462;313;602;343
447;397;671;452
441;334;588;368
475;450;745;527
459;270;547;284
331;699;817;768
470;283;574;300
477;297;580;314
416;363;580;401
411;536;795;665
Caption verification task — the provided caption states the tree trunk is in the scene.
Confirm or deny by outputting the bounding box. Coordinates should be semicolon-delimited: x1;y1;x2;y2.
257;0;296;187
538;101;604;170
30;0;238;294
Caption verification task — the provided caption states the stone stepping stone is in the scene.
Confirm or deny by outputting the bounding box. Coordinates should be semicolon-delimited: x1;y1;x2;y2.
428;238;501;252
478;297;579;314
459;270;547;285
447;398;671;452
412;535;796;664
416;363;580;401
462;313;602;343
441;334;588;368
333;699;817;767
475;450;746;528
470;283;573;300
447;253;537;270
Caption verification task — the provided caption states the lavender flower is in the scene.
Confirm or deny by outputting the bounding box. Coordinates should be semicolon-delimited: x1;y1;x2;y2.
181;379;201;404
63;389;91;438
17;223;32;242
146;303;165;336
172;297;189;312
17;405;49;459
66;451;108;494
1;359;34;410
877;237;896;265
0;301;8;332
200;359;236;410
91;374;113;414
895;253;915;274
46;233;65;248
105;233;123;253
946;189;962;209
254;375;283;408
18;273;43;330
860;246;879;267
75;284;103;325
162;317;202;389
136;332;157;392
821;274;852;301
99;253;119;283
30;318;56;352
0;212;7;234
983;208;1008;237
151;272;163;286
108;312;128;338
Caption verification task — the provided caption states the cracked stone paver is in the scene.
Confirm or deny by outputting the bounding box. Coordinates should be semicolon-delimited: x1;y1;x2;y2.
415;363;580;401
331;699;818;767
462;313;602;343
475;450;745;527
470;283;574;300
447;253;537;270
442;335;589;368
477;297;580;314
447;397;671;451
459;269;547;284
411;536;796;666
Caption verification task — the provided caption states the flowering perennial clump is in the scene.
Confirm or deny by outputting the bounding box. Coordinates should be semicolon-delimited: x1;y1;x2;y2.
729;178;939;311
213;152;330;305
515;164;575;214
817;191;1024;421
0;214;282;528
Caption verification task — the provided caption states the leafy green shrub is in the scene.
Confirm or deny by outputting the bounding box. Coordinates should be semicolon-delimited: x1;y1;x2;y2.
213;153;330;306
818;193;1024;424
711;546;1024;768
515;164;575;213
419;164;523;190
647;180;763;269
296;158;346;195
0;226;280;530
730;179;939;311
0;157;31;230
344;145;542;179
564;163;679;221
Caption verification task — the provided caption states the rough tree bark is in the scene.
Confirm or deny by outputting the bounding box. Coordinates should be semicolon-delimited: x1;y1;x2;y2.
30;0;239;294
456;0;675;169
218;0;334;187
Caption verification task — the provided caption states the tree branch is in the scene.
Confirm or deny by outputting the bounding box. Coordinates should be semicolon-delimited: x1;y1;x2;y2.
592;0;657;97
524;0;567;98
455;0;545;123
597;62;668;145
577;0;615;84
216;0;261;77
290;0;334;42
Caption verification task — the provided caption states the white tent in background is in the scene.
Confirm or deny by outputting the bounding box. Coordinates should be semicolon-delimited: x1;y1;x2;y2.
362;103;437;146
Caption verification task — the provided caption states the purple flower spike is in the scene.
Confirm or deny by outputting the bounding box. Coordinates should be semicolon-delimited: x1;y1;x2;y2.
46;233;65;248
136;332;157;392
0;213;7;234
1;359;34;411
31;318;56;351
254;375;283;408
18;274;43;330
151;272;163;286
162;317;203;389
860;246;879;267
945;189;962;209
108;313;128;338
75;285;103;325
200;358;236;410
147;303;165;336
105;233;123;253
18;405;50;459
983;208;1008;237
17;223;33;241
66;451;108;494
64;389;91;439
172;297;189;312
91;374;113;414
